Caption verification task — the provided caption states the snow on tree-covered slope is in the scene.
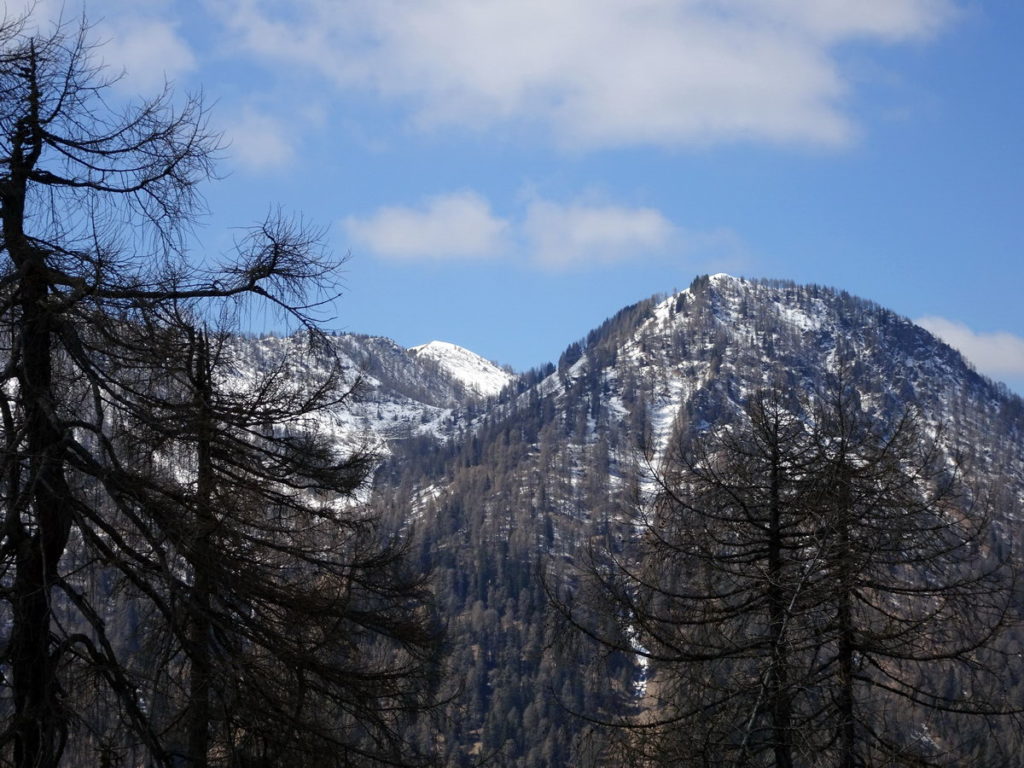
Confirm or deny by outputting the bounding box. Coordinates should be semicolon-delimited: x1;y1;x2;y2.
216;276;1024;766
225;333;507;456
409;340;514;398
476;273;1024;525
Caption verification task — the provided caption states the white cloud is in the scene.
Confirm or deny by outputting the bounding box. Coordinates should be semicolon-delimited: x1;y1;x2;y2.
3;2;197;94
343;190;713;269
731;0;954;43
211;0;954;149
1;0;59;28
344;192;510;261
222;108;297;172
917;316;1024;379
95;18;197;94
524;199;675;268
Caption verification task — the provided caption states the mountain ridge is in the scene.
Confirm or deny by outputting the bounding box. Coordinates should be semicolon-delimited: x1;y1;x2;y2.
369;273;1024;765
408;340;515;398
220;276;1024;765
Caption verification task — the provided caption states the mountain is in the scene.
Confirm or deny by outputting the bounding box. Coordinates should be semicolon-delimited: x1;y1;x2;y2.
409;340;515;398
227;275;1023;766
349;274;1024;766
228;332;509;450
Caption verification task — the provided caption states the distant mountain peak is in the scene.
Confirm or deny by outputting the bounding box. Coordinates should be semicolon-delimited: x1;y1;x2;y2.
409;341;515;398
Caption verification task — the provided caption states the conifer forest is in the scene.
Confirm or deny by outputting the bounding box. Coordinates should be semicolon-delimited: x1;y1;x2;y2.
1;13;1023;768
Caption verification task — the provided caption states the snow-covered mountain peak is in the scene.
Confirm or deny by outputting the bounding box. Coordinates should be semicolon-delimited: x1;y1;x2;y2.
708;272;738;284
409;341;515;398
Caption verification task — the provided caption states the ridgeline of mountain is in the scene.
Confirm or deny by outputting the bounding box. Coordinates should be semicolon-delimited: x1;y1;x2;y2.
409;340;516;399
227;332;510;451
243;275;1024;765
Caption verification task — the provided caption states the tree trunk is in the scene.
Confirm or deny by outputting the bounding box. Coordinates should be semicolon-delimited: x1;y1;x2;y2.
9;250;73;768
767;445;793;768
186;570;212;768
186;333;215;768
836;466;855;768
5;64;74;763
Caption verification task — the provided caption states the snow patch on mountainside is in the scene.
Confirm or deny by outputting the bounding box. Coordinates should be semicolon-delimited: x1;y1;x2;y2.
223;333;476;465
409;341;514;398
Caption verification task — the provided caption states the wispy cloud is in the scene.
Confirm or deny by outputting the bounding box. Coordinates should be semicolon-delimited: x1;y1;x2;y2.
6;1;198;95
212;0;954;149
343;190;735;270
917;316;1024;380
222;108;297;172
95;17;196;94
524;199;675;269
343;192;510;261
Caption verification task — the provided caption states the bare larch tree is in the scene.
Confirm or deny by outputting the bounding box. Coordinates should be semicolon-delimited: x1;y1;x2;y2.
0;15;438;768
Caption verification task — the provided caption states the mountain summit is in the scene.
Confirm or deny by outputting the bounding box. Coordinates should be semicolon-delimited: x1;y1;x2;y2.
214;276;1024;766
408;340;514;398
374;274;1024;766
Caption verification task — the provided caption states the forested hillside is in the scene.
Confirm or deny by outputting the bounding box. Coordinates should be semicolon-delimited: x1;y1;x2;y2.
371;274;1024;766
3;11;1023;767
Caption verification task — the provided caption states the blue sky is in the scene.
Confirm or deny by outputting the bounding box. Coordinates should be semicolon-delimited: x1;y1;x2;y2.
15;0;1024;393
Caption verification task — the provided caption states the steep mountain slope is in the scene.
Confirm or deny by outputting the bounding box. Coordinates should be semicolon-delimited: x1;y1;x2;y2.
228;332;511;450
409;340;515;398
379;274;1024;766
214;275;1023;766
